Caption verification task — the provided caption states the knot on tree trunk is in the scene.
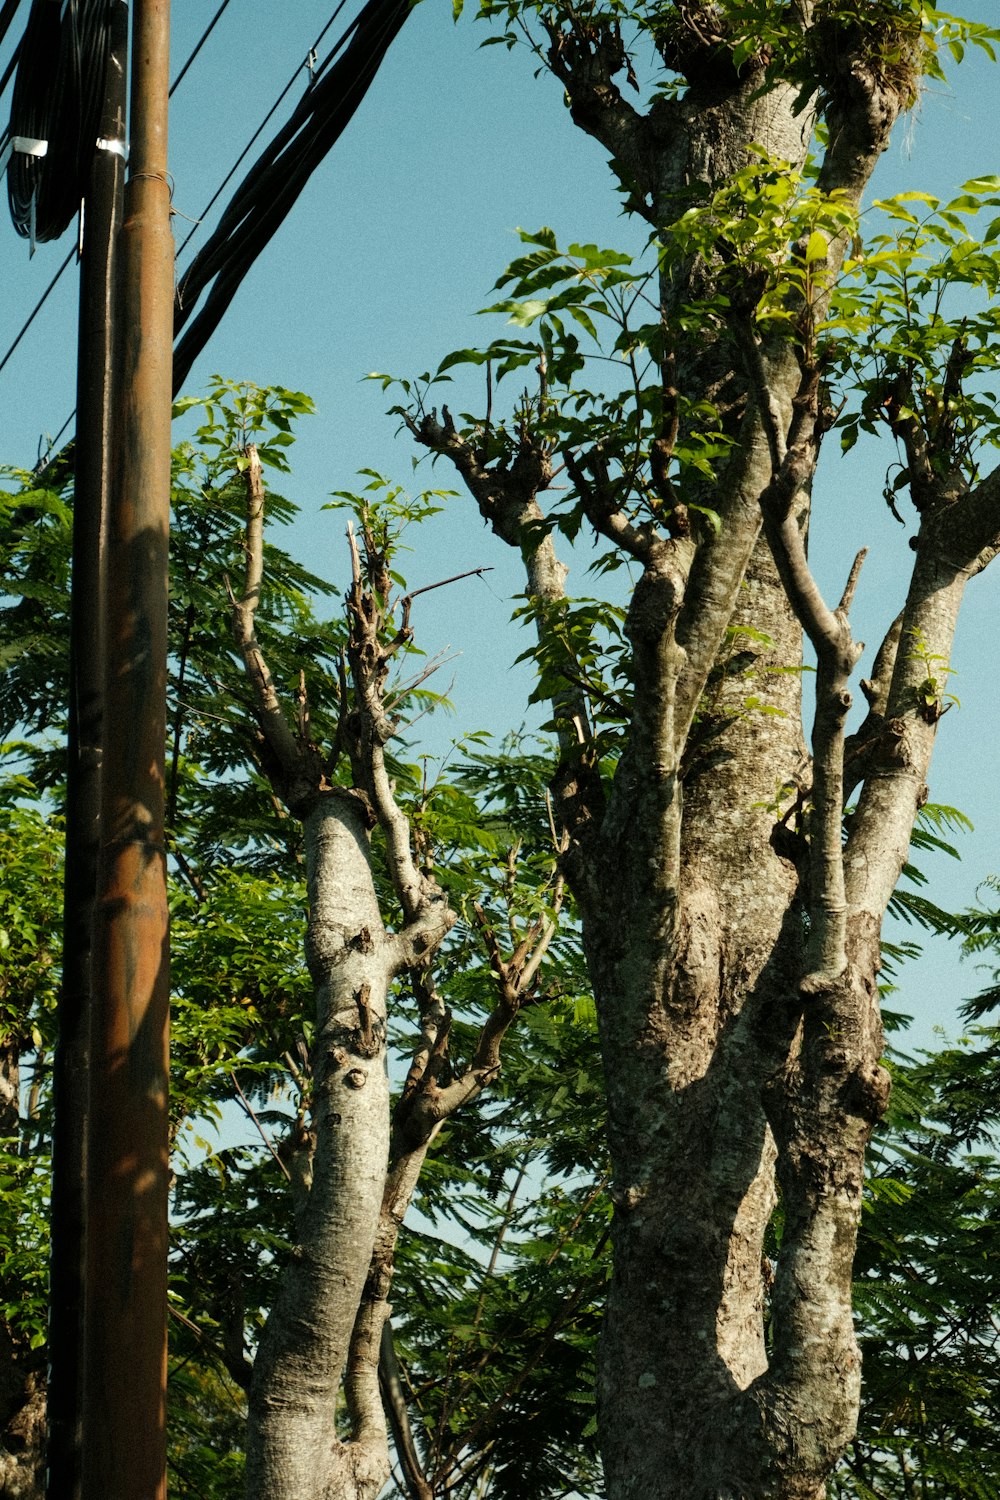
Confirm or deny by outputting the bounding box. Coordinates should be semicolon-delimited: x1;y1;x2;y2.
842;1060;892;1125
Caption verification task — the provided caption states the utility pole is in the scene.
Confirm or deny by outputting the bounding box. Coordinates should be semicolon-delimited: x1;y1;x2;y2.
47;7;128;1497
82;2;173;1495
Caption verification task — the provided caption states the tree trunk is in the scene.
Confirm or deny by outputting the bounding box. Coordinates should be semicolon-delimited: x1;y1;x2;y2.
410;10;927;1493
245;794;393;1500
525;17;919;1493
585;544;809;1498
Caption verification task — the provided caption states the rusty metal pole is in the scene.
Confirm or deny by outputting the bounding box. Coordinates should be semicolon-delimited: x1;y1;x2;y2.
82;2;173;1496
48;9;128;1498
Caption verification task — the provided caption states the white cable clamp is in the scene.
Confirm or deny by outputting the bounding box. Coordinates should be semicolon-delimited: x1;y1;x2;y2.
97;136;128;160
12;136;48;157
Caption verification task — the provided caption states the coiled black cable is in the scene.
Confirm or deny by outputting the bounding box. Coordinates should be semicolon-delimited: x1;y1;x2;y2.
0;0;24;52
6;0;412;461
172;0;414;390
6;0;114;242
0;0;27;111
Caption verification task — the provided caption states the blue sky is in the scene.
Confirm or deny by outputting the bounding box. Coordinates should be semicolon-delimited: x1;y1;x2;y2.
2;0;999;1045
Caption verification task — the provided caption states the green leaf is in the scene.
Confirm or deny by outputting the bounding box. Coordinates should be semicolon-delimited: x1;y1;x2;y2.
805;229;828;263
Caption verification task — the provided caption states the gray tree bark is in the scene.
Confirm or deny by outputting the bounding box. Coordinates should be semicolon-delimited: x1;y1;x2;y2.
231;452;559;1499
405;7;1000;1497
244;792;397;1500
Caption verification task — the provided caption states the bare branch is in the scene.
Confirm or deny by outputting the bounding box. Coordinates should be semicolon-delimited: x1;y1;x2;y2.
844;613;904;801
739;327;865;980
383;649;460;714
338;521;458;957
478;356;493;463
733;323;787;473
541;14;652;210
403;566;494;605
379;1321;432;1500
228;446;320;811
838;548;867;615
565;446;656;562
232;1072;291;1184
343;1295;390;1458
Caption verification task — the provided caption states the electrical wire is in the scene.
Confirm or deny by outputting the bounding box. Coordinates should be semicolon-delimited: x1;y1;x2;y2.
169;0;233;99
5;0;115;242
171;0;414;391
173;0;353;264
175;0;404;302
5;0;412;451
0;244;74;377
2;1;348;389
0;0;21;63
0;0;25;117
0;0;22;62
0;0;23;51
0;44;22;108
0;0;240;394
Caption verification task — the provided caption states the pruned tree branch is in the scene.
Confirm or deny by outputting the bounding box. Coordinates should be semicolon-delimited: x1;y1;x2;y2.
844;613;903;801
403;405;555;558
402;400;606;892
541;13;651;210
564;446;657;562
340;517;455;952
227;445;323;813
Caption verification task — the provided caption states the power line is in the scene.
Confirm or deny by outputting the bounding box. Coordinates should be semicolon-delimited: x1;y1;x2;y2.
0;0;23;98
0;0;244;387
0;244;73;377
172;0;412;389
6;0;413;447
0;0;22;47
169;0;233;98
0;42;20;105
1;0;331;385
41;406;75;463
173;0;352;262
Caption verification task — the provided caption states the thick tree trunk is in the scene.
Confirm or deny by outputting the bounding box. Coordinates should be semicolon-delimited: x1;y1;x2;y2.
406;12;924;1494
587;552;808;1498
526;17;919;1493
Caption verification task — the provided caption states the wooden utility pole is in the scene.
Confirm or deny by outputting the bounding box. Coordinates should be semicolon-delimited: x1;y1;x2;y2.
82;3;173;1495
47;8;128;1498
